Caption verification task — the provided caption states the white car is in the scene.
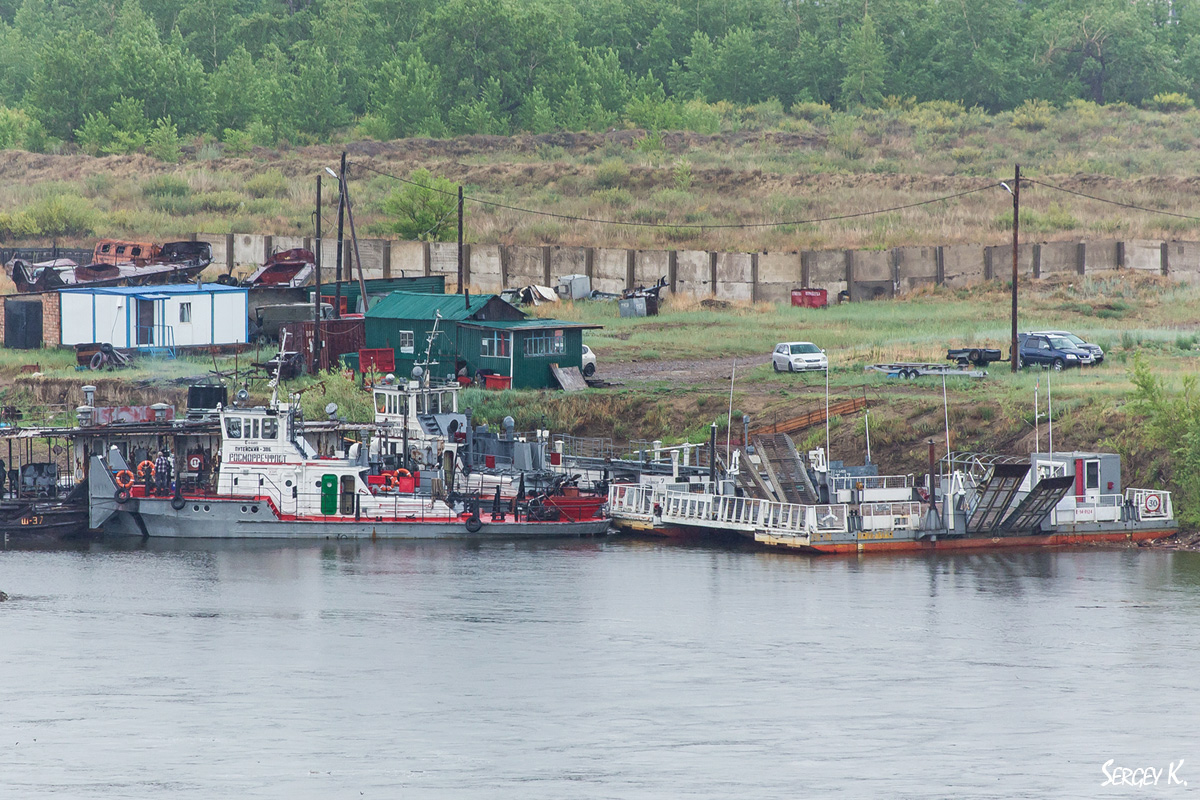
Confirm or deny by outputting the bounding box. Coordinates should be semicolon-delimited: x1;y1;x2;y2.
772;342;828;372
581;344;597;377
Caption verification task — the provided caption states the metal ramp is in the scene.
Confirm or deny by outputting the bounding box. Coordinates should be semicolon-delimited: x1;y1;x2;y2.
753;434;820;504
734;448;778;500
1000;475;1076;532
965;462;1031;534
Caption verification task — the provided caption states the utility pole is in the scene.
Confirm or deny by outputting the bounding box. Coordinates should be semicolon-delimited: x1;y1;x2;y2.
341;163;370;313
457;185;465;297
333;151;347;320
1011;163;1020;373
314;174;322;368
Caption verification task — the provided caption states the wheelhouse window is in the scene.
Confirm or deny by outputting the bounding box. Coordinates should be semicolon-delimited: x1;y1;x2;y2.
398;330;415;354
225;418;242;438
524;330;565;357
261;418;278;439
481;331;511;359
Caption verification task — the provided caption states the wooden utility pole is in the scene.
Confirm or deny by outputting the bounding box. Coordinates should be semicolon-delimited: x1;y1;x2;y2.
333;151;347;320
314;174;322;366
1011;164;1020;373
457;185;465;296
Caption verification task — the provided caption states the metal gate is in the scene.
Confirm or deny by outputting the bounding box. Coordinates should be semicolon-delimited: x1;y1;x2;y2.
4;299;43;349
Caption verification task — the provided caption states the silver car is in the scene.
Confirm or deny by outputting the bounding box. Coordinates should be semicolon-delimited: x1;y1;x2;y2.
772;342;828;372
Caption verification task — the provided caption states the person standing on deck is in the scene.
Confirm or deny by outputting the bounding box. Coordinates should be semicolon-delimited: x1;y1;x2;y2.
154;450;171;496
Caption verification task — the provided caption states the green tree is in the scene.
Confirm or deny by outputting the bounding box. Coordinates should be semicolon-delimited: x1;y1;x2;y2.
379;51;445;137
839;13;886;108
381;168;458;241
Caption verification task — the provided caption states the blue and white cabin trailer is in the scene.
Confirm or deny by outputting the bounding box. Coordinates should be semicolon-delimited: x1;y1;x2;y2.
58;283;249;349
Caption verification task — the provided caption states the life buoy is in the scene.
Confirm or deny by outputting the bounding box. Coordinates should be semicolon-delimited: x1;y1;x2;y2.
1144;493;1162;514
171;494;187;511
114;470;135;490
136;460;156;479
395;468;411;478
465;515;483;533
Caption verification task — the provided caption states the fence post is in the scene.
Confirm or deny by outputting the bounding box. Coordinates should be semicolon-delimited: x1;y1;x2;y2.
750;252;759;303
709;251;717;295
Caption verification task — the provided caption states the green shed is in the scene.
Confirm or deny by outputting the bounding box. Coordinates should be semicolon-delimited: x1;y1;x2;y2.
364;291;601;389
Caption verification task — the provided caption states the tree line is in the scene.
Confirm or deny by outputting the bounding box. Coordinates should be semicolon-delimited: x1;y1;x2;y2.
1;0;1199;154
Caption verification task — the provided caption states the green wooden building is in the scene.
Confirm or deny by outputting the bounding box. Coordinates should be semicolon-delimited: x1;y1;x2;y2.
364;292;600;389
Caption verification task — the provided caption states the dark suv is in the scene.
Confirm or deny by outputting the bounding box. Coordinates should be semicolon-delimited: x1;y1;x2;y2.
1017;333;1094;371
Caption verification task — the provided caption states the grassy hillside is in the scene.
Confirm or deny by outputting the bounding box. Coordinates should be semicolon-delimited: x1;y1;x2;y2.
4;101;1200;254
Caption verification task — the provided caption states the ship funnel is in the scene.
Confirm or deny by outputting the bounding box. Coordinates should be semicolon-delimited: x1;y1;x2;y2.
82;385;97;406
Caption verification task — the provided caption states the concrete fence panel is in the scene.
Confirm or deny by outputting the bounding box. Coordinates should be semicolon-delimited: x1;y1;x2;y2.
757;252;802;303
674;250;711;296
233;233;267;266
550;246;588;288
942;244;985;287
714;252;753;301
351;238;388;280
1167;240;1200;284
429;242;460;284
1124;239;1163;272
593;248;629;294
197;233;228;269
634;250;670;290
893;246;938;294
806;250;848;296
390;241;425;278
849;249;892;301
1037;241;1081;277
504;246;545;287
271;235;307;253
470;244;503;290
1082;240;1120;273
983;243;1036;281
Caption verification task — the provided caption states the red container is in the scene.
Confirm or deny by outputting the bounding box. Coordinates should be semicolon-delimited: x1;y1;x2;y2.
790;288;828;308
358;348;396;374
483;374;512;390
485;454;496;469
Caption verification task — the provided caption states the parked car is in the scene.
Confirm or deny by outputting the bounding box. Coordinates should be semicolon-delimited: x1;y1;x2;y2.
1016;333;1094;370
581;344;597;377
772;342;828;372
1029;330;1104;364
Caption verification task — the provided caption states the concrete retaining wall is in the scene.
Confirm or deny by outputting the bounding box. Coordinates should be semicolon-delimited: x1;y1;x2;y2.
194;232;1196;303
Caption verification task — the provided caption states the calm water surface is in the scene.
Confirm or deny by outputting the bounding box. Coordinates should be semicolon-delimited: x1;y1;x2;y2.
2;539;1199;799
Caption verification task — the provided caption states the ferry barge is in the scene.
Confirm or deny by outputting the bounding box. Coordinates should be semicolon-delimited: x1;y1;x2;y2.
608;444;1175;554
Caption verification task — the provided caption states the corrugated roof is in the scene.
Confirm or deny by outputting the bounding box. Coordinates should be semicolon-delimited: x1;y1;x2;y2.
365;291;495;321
457;319;603;330
59;283;245;296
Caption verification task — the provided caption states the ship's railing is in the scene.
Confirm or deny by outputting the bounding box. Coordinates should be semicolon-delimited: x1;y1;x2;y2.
623;439;711;467
607;483;656;521
859;501;925;531
1051;493;1124;525
552;435;615;461
1125;488;1173;521
830;474;914;492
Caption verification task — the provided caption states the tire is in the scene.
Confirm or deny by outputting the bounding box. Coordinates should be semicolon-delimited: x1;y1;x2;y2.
89;351;104;370
465;515;483;534
582;362;596;377
1053;358;1065;371
114;489;130;504
171;494;187;511
969;349;981;365
1017;356;1025;369
773;361;781;373
787;362;794;373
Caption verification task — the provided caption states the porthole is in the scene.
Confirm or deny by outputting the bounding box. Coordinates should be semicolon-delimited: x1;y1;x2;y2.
285;480;293;487
251;506;259;513
204;505;210;512
241;505;248;512
193;505;200;512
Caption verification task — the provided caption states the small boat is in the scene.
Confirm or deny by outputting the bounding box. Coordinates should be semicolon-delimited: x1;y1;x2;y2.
10;241;212;293
244;248;316;288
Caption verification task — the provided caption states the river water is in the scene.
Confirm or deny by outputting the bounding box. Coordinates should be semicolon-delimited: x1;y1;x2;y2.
2;538;1198;799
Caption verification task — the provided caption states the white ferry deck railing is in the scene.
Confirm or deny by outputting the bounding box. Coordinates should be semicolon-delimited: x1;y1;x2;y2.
859;501;925;531
830;474;914;492
607;483;656;521
1125;488;1173;521
1050;493;1124;525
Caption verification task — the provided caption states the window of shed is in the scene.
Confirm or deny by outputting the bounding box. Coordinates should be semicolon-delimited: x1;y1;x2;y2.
398;330;414;354
524;330;564;357
179;302;192;323
481;331;511;359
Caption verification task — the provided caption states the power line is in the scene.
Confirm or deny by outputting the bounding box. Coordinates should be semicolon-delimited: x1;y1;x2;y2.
352;160;1002;230
1027;178;1200;222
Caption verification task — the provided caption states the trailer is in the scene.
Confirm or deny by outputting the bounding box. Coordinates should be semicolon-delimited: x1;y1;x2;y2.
866;362;988;379
946;346;1003;366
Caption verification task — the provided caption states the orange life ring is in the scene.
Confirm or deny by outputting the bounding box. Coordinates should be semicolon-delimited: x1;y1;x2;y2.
114;470;135;489
395;468;411;478
136;460;156;479
384;472;399;490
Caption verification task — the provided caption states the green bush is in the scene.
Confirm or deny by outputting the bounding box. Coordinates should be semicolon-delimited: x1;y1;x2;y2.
0;210;39;240
590;187;634;208
24;195;96;237
147;117;182;163
1148;92;1194;112
142;174;190;198
193;191;244;212
672;158;693;190
222;128;253;156
593;158;630;189
1011;99;1055;131
75;112;117;156
790;101;833;122
245;169;289;199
